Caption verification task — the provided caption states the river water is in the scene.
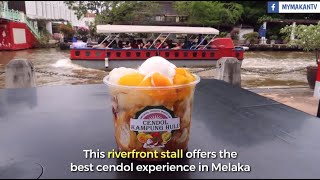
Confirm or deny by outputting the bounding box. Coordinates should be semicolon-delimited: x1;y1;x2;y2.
0;48;316;89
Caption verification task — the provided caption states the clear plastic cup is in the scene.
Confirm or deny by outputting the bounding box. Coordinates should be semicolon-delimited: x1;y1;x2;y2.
103;74;200;161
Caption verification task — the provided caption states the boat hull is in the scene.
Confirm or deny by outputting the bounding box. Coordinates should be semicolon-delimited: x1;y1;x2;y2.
72;59;222;70
69;38;245;70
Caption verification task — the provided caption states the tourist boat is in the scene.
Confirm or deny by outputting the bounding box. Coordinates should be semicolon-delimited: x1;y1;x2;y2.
70;25;246;69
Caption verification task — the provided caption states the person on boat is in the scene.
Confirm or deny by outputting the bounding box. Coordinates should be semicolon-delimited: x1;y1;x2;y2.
117;40;124;48
92;38;108;49
123;41;132;49
182;36;192;49
131;40;138;49
81;36;88;43
154;40;162;49
166;39;175;49
161;41;169;49
143;40;153;49
109;41;118;49
71;36;87;48
172;42;184;50
72;36;78;42
137;39;144;49
197;34;203;45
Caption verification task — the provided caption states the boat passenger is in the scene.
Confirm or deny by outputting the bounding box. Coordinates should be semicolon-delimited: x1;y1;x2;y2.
183;36;192;49
92;40;109;49
137;39;144;49
72;36;77;42
154;40;162;49
143;40;153;49
123;41;132;49
162;41;169;49
109;41;118;49
131;40;138;49
166;39;176;49
172;42;184;50
71;36;87;48
117;40;123;48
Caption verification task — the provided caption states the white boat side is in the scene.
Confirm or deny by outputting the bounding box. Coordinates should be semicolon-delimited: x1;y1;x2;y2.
96;25;219;35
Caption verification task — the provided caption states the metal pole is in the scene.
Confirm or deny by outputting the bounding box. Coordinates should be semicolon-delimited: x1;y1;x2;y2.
317;50;320;118
99;33;111;46
106;33;119;48
157;33;170;49
149;33;162;49
195;34;209;49
317;101;320;118
203;35;216;49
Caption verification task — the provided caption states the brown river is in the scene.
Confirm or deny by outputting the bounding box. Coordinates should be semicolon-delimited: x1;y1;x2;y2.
0;48;316;89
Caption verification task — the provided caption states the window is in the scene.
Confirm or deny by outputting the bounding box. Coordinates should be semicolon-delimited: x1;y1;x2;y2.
146;52;150;57
116;52;121;57
184;52;188;57
75;51;80;56
85;51;90;56
175;52;179;57
202;52;206;58
193;52;197;57
210;52;215;57
165;52;170;57
107;52;111;57
96;51;101;57
136;52;141;57
155;16;164;22
165;16;176;22
126;52;131;57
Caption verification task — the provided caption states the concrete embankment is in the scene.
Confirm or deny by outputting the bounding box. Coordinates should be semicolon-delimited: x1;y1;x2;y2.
248;86;318;116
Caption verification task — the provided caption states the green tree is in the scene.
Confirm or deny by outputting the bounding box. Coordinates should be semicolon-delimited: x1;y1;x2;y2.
65;1;159;24
64;1;119;19
173;1;244;27
234;1;266;26
106;1;160;24
281;23;320;64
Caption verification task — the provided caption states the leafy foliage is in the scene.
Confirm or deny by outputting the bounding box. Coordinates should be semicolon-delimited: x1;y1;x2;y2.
64;1;117;19
270;35;278;40
243;32;259;44
64;1;159;24
88;22;97;37
218;32;228;38
58;23;75;38
77;27;89;36
173;1;243;26
280;23;320;52
258;15;273;24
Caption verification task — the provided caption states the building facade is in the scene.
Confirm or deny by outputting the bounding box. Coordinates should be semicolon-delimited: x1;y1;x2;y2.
0;1;92;50
7;1;88;34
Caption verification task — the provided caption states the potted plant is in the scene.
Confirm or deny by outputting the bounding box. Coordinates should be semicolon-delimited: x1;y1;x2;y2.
243;32;259;45
281;23;320;89
270;35;278;45
77;27;89;39
230;28;240;45
58;24;75;40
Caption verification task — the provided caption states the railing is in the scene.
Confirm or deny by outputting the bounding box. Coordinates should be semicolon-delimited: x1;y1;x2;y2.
0;7;21;21
0;7;40;39
24;17;40;39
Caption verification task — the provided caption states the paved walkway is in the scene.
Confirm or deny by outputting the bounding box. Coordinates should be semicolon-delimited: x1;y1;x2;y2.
248;87;318;116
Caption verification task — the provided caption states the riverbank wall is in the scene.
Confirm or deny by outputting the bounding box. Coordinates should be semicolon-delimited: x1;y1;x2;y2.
244;44;303;51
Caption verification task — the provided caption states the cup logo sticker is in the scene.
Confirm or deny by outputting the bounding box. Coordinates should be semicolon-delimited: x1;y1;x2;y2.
130;106;180;148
